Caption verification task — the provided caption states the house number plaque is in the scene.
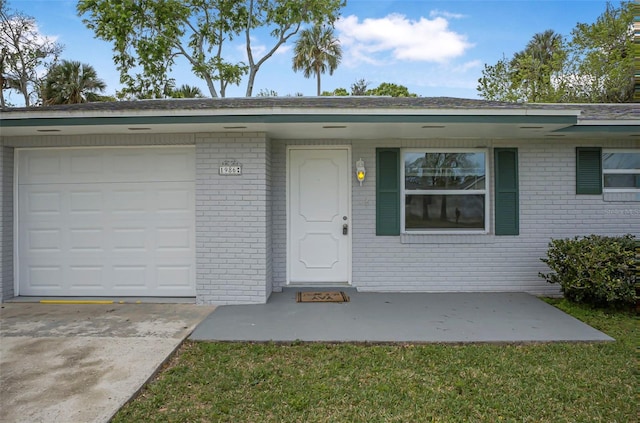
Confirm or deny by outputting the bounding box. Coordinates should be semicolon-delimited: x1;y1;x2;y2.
219;160;242;175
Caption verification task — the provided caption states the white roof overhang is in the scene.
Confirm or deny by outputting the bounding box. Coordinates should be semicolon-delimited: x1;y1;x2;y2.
2;103;638;139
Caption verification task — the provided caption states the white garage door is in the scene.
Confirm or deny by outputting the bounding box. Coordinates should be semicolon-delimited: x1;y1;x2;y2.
17;147;196;297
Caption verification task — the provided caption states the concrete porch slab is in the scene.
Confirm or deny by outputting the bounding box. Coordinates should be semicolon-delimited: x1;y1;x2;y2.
190;291;613;343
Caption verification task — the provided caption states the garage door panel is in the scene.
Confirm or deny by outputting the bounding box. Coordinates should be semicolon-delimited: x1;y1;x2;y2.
152;150;194;178
22;153;63;181
157;266;192;288
70;151;104;175
69;228;104;252
27;229;62;252
24;191;62;216
111;189;150;214
112;266;147;289
18;147;196;297
156;188;192;213
112;228;148;251
110;149;194;182
68;266;105;289
156;227;191;251
70;190;104;214
111;152;145;177
25;265;64;289
19;148;195;184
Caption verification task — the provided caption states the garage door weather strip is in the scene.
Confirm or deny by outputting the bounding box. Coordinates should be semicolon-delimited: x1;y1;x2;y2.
39;300;143;304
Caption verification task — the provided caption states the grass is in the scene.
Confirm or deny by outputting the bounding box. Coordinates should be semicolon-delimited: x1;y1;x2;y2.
112;300;638;422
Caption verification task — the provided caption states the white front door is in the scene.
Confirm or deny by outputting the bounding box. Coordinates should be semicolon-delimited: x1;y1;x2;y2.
288;147;351;284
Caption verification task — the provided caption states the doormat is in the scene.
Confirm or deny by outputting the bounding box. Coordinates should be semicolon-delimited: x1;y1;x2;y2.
296;291;350;303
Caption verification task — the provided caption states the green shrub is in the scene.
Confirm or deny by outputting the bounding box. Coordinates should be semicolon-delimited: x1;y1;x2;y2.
539;234;637;308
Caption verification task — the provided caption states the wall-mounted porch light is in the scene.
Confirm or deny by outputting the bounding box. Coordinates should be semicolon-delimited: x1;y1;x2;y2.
356;158;366;186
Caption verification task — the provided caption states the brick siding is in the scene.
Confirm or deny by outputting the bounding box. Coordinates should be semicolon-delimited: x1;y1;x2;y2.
195;133;271;304
0;144;14;301
1;133;637;304
271;138;639;296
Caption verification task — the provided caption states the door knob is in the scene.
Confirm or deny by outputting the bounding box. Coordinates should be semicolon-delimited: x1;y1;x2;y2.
343;224;348;235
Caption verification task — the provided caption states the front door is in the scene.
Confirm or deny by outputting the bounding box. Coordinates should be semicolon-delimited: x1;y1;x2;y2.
288;147;351;284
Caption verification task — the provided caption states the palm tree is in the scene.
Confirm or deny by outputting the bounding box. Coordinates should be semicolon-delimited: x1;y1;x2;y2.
510;30;565;102
527;30;563;64
292;24;342;96
42;60;106;104
170;84;204;98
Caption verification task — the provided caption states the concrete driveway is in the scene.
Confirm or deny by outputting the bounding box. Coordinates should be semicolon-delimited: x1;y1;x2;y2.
0;302;214;423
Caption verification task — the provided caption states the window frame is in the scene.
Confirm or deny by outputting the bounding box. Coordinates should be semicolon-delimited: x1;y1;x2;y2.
400;148;490;234
602;149;640;193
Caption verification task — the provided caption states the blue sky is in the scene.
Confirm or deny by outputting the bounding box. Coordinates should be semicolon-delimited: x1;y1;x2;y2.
8;0;623;102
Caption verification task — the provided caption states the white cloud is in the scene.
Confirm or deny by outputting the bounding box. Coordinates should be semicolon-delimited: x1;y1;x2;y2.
335;13;473;66
453;60;482;73
236;37;265;61
275;44;292;55
236;37;292;60
429;10;466;20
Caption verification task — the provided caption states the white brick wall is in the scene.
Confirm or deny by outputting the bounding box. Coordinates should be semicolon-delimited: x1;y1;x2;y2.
271;139;287;289
0;144;14;301
0;143;3;301
271;138;639;296
1;132;637;303
195;133;272;304
264;137;273;297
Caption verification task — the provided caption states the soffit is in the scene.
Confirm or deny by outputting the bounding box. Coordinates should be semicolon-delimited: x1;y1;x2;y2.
2;97;638;140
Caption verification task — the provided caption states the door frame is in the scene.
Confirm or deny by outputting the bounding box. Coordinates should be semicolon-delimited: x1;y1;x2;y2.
286;145;352;286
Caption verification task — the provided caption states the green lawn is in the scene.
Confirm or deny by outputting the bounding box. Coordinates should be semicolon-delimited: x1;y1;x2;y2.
113;300;637;422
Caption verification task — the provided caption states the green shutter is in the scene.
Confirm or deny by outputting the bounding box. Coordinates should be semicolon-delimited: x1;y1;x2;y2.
576;147;602;195
494;148;519;236
376;148;400;236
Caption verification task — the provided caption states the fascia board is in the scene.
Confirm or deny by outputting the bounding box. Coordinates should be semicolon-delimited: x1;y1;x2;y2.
0;113;579;128
576;120;640;126
1;106;582;120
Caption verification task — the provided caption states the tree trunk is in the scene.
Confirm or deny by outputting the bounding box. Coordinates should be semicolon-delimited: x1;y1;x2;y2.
422;196;429;220
0;78;5;108
15;76;30;106
0;54;5;107
203;74;218;98
440;196;447;221
316;64;321;96
245;66;256;97
243;1;299;97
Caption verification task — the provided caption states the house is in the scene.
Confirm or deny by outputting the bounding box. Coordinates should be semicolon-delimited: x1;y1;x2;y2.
1;97;638;304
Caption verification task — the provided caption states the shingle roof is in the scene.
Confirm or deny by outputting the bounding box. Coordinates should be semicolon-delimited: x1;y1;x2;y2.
2;96;639;122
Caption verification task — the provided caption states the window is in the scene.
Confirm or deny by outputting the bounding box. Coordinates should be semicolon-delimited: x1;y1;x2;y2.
401;150;488;232
603;150;640;192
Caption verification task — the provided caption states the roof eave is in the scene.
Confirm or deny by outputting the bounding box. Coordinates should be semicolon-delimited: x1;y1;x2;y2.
0;106;582;121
